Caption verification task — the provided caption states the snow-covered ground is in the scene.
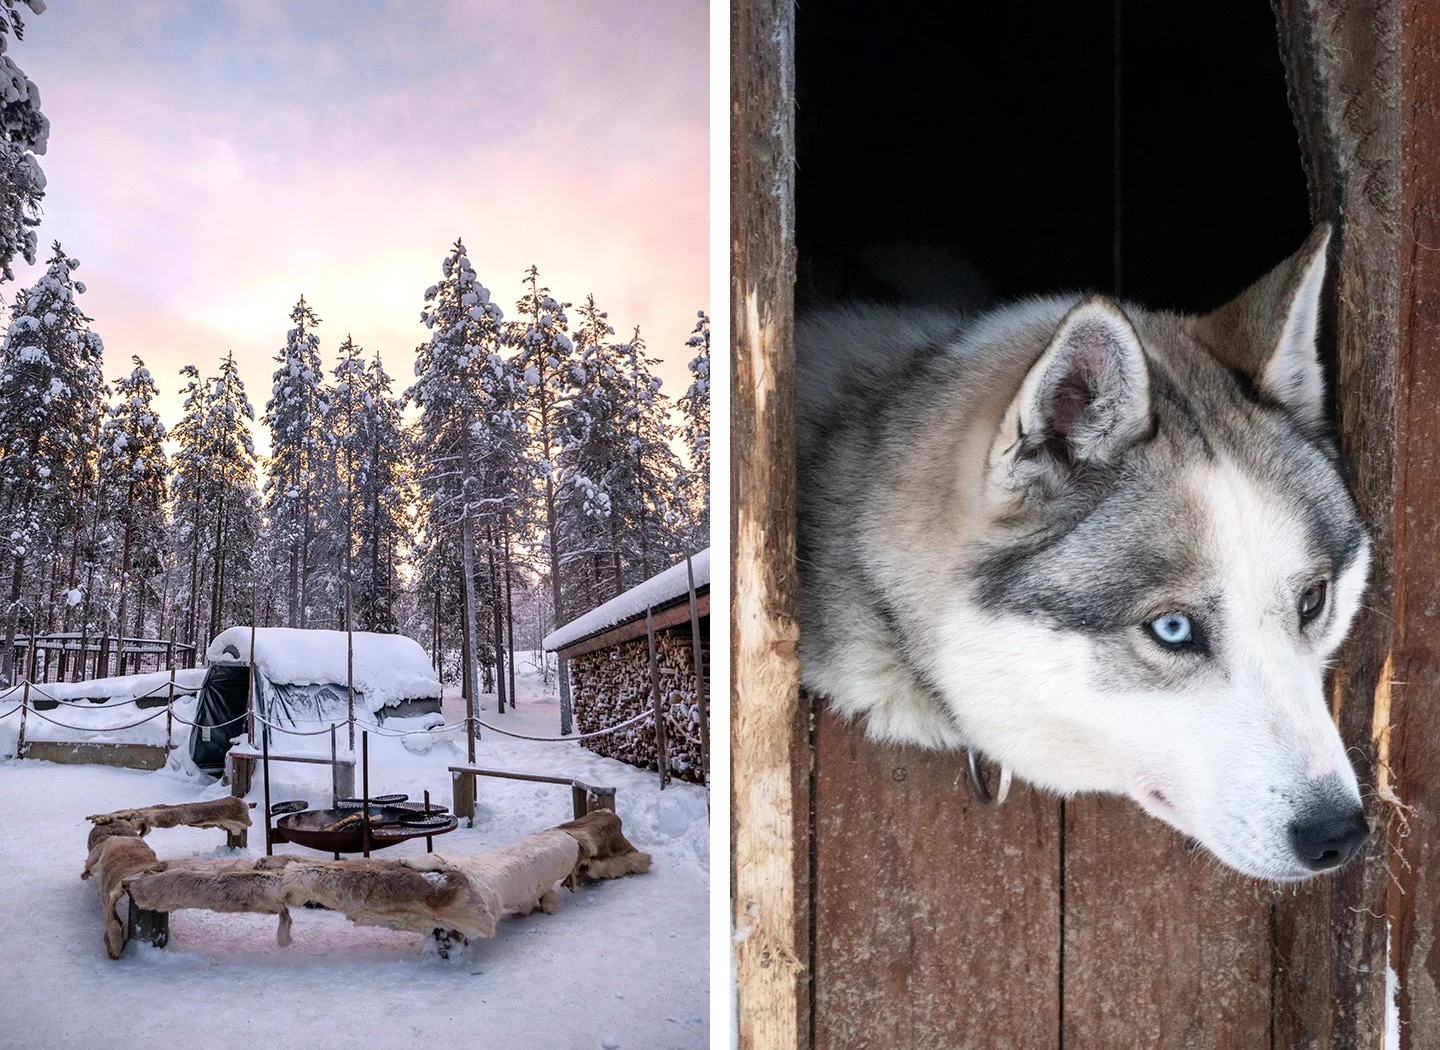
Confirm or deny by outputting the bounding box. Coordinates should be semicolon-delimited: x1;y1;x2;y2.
0;653;708;1050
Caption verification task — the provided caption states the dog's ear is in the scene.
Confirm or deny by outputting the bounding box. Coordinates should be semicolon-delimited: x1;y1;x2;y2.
992;296;1151;490
1194;223;1330;431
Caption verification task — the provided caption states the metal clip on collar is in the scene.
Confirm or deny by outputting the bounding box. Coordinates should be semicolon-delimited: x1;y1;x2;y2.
966;748;1012;806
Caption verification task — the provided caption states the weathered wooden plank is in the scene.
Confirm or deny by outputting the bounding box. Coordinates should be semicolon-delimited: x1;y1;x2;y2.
1062;796;1271;1049
1270;2;1399;1045
732;0;809;1046
813;709;1060;1050
1384;0;1440;1043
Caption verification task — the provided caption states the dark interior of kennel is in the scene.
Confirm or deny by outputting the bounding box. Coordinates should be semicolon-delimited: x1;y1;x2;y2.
795;0;1312;312
789;4;1357;1048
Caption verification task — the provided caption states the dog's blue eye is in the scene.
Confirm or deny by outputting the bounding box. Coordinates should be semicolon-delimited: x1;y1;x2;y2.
1149;613;1193;647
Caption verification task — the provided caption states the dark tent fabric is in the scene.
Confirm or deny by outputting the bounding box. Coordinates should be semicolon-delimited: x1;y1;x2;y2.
189;664;251;773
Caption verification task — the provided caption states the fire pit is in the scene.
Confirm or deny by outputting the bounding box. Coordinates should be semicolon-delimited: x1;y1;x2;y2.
273;802;457;854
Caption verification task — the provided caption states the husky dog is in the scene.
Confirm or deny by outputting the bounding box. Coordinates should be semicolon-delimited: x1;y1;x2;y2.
796;226;1371;881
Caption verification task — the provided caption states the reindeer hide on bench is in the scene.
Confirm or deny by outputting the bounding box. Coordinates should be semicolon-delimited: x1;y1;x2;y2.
114;809;654;954
86;796;252;837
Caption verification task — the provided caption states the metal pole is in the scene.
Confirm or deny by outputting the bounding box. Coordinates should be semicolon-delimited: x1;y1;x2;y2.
166;667;175;750
330;723;339;808
645;607;669;789
346;579;355;752
262;729;273;856
246;619;257;746
424;789;434;853
685;553;708;782
361;730;371;858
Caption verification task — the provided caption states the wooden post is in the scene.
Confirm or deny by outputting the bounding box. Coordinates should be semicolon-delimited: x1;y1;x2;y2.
127;896;169;950
686;553;709;782
452;768;476;828
16;679;28;757
645;607;668;788
733;0;810;1045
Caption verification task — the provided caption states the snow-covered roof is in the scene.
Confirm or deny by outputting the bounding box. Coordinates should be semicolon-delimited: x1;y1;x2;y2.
206;628;441;709
544;549;710;653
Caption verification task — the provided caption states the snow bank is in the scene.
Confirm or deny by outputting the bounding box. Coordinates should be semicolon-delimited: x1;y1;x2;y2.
208;627;440;714
545;548;709;652
0;668;206;751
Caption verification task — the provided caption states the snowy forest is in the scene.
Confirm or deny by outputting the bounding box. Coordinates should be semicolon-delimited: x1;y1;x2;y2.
0;2;711;713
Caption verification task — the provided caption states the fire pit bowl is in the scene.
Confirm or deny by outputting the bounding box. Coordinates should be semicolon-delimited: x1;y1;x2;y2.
273;806;458;854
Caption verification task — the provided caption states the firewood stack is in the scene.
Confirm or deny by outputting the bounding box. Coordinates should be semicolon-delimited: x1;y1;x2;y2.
570;629;706;782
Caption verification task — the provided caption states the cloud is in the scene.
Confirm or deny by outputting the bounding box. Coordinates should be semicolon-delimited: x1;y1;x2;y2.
8;0;708;457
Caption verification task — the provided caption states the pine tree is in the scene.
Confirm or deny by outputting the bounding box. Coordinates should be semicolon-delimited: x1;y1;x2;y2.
559;292;631;609
408;239;508;739
678;310;710;548
616;325;684;579
354;349;413;632
0;1;47;283
0;243;105;683
510;265;578;732
262;296;326;628
96;356;168;676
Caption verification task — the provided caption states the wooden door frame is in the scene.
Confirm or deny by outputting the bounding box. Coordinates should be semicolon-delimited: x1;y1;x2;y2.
731;0;1440;1045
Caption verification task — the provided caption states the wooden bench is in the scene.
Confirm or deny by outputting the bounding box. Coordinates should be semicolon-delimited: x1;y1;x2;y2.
226;749;356;847
449;765;617;828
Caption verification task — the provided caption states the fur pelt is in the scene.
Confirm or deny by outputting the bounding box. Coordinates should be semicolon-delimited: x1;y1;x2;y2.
124;858;295;947
271;856;498;941
86;796;252;836
557;810;653;880
84;835;161;959
86;818;142;852
406;828;582;921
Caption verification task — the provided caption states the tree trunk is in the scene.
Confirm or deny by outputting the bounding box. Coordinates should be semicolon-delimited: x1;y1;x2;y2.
486;521;507;715
544;475;572;734
459;512;481;763
503;523;517;704
112;493;135;679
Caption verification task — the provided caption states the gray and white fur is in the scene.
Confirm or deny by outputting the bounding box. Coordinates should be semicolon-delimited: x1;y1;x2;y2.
797;226;1371;881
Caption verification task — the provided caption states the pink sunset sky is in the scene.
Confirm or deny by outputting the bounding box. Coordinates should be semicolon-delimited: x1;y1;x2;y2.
9;1;708;457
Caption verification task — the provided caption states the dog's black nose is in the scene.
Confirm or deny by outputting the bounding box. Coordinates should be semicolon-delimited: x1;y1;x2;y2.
1288;805;1368;871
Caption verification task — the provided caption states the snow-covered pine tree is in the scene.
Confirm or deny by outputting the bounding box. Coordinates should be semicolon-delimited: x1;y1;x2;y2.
0;243;105;683
677;310;710;549
325;333;365;633
262;296;327;628
96;356;168;676
408;239;507;736
559;292;631;610
615;324;684;580
510;265;578;733
168;355;260;656
0;1;47;282
354;348;413;632
201;352;261;643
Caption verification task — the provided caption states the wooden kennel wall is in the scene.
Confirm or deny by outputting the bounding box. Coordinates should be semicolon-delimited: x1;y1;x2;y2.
731;0;1440;1046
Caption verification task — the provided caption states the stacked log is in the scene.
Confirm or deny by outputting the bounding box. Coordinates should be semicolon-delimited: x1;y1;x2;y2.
570;627;706;782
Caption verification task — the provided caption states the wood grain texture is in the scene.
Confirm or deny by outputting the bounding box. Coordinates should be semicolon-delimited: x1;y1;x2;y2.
1271;2;1399;1045
1062;796;1272;1050
813;709;1060;1050
732;0;809;1047
1386;0;1440;1042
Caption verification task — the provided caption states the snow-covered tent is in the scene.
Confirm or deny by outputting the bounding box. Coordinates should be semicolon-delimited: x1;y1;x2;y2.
189;627;442;773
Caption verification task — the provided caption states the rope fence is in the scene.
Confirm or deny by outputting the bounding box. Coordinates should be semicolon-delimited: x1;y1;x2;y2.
0;680;656;753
